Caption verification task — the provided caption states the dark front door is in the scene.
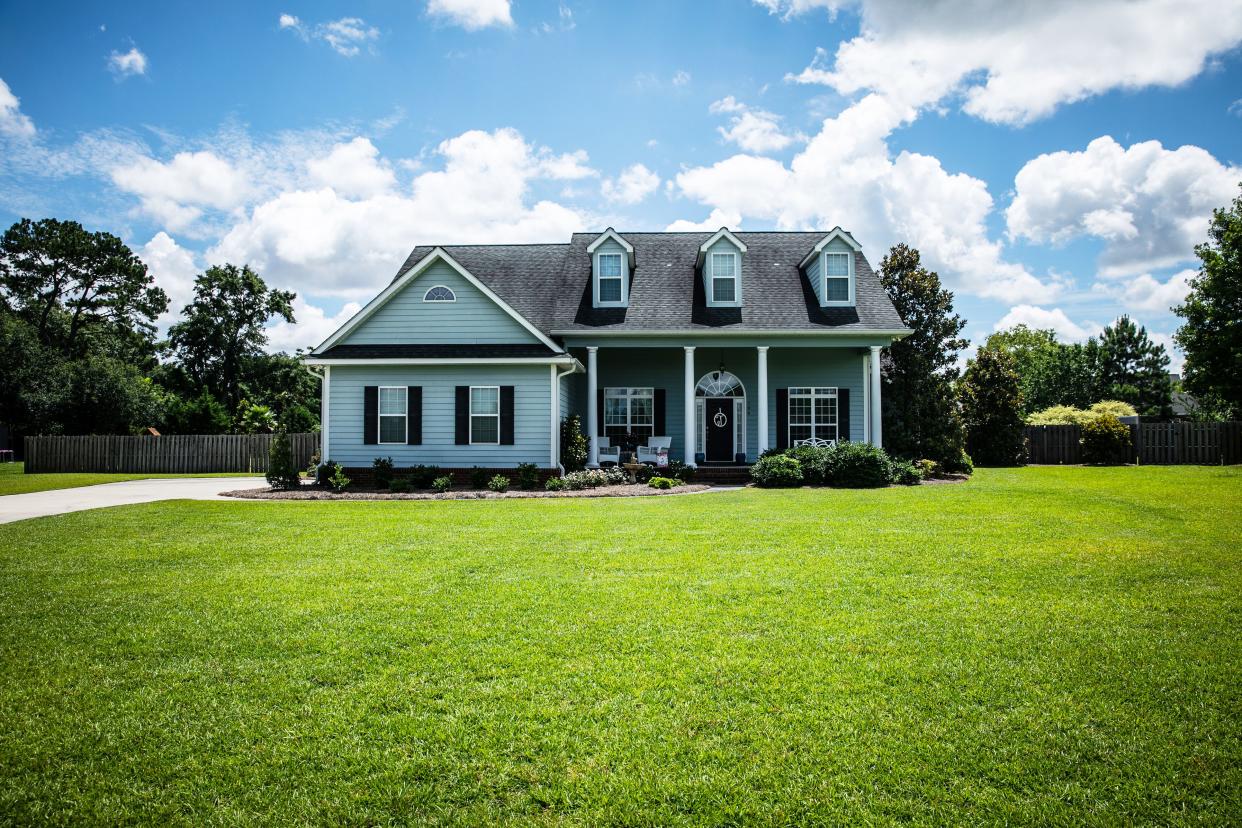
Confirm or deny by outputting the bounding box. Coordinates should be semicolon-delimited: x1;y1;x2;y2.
705;399;733;462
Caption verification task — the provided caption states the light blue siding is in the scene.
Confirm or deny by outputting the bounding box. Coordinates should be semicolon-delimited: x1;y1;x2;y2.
703;236;743;307
592;239;629;307
328;363;553;468
342;260;540;345
806;253;823;305
564;345;866;462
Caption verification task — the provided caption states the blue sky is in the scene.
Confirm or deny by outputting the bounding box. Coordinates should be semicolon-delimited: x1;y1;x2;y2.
1;0;1240;364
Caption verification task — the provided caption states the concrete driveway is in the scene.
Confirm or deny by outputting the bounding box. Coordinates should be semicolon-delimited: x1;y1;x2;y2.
0;477;262;524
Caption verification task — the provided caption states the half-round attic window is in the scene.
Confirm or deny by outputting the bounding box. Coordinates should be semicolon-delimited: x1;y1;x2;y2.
423;285;456;302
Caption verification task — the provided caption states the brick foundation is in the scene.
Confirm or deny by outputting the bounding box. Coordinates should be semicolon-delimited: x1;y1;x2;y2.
336;466;559;489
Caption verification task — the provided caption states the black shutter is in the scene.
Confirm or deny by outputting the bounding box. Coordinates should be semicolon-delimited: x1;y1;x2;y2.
654;388;666;435
597;389;605;435
363;386;378;445
500;386;515;445
407;386;422;445
775;388;788;451
837;388;850;442
455;386;469;445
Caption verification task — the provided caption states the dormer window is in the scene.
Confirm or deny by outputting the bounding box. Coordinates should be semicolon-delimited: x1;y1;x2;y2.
597;253;623;303
711;252;738;303
824;253;851;303
587;228;634;308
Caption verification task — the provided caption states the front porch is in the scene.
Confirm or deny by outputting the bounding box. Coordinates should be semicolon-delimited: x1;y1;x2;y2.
559;338;888;468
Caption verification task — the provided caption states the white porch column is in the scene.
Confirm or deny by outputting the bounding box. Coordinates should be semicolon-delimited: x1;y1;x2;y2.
586;346;600;467
869;345;883;448
683;346;697;466
756;346;769;455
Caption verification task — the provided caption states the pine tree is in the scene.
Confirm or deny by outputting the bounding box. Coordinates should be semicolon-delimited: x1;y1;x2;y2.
959;346;1026;466
877;244;969;464
1098;316;1172;417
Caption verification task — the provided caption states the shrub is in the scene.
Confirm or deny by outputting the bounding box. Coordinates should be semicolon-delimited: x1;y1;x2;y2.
666;460;696;483
1081;414;1132;465
823;442;892;488
915;458;940;478
469;466;489;489
515;462;539;490
960;345;1026;466
328;463;351;493
633;463;655;484
265;430;300;490
750;454;803;487
408;464;441;489
560;414;588;472
604;466;627;485
488;474;510;493
1088;400;1138;420
785;444;832;484
1027;405;1089;426
758;447;785;460
942;449;974;476
888;459;923;486
432;475;452;493
545;476;566;492
648;476;680;489
371;456;394;488
314;461;338;488
560;468;622;490
388;477;411;493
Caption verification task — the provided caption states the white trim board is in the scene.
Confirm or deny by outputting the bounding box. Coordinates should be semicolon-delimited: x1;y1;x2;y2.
797;227;863;269
699;227;748;254
303;356;581;367
311;247;564;355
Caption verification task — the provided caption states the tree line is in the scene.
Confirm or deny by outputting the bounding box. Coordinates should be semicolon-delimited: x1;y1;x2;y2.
0;218;320;443
879;183;1241;467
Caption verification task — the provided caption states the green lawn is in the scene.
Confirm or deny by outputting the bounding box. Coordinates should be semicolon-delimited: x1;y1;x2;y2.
0;462;260;496
0;467;1238;825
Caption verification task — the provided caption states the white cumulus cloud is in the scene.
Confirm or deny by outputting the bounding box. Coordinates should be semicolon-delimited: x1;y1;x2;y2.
709;96;801;153
306;137;395;198
601;163;660;205
1006;136;1241;277
993;305;1102;342
108;47;148;78
786;0;1242;125
427;0;513;30
1092;270;1195;315
0;78;35;139
110;150;252;232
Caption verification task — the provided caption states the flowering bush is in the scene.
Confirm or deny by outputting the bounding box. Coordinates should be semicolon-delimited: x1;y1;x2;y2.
488;475;510;493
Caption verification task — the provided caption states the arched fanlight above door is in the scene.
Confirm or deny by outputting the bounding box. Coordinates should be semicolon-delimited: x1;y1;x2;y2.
695;371;745;398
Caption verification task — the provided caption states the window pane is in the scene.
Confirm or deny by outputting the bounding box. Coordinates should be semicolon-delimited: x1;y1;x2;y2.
471;415;498;444
424;285;455;301
789;396;812;425
712;253;736;278
825;277;849;302
713;278;736;303
380;415;405;443
790;425;812;443
599;253;622;277
470;387;499;415
604;395;628;425
631;396;653;425
598;276;622;302
814;395;836;425
379;387;406;415
826;253;850;276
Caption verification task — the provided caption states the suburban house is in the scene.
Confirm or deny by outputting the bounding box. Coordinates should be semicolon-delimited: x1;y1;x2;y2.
303;228;911;479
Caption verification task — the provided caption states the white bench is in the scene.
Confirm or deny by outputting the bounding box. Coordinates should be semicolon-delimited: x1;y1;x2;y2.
793;437;836;448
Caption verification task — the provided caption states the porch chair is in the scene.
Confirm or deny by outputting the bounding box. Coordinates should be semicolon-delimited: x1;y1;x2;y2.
597;437;621;466
637;435;672;466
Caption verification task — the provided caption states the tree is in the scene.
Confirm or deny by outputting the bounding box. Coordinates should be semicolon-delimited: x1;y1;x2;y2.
166;264;295;410
0;312;68;437
59;356;164;435
0;218;167;363
266;430;301;490
1098;316;1173;417
1174;184;1242;419
877;244;969;464
959;345;1026;466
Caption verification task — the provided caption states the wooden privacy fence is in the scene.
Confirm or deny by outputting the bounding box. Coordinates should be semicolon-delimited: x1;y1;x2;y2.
24;433;319;474
1025;422;1242;466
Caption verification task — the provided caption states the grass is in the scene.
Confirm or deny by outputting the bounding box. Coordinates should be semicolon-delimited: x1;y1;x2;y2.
0;466;1238;825
0;462;260;496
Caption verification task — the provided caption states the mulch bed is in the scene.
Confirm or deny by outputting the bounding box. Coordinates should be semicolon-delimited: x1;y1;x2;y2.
221;483;712;501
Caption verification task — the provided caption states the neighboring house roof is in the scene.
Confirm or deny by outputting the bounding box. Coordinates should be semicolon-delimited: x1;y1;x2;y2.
316;343;558;359
391;231;907;335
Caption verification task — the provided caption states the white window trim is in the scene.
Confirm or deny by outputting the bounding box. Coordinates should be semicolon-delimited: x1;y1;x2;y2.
377;385;408;445
603;386;655;433
469;385;501;446
422;285;456;302
593;251;627;307
695;397;747;459
788;386;839;445
821;251;855;307
708;251;741;307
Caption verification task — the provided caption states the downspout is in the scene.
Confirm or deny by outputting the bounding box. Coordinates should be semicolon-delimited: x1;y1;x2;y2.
552;361;577;476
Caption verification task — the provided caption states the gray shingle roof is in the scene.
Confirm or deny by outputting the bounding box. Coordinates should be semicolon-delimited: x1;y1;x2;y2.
393;231;906;336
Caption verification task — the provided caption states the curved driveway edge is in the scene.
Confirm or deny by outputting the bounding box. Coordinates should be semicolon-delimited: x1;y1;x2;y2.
0;477;263;524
